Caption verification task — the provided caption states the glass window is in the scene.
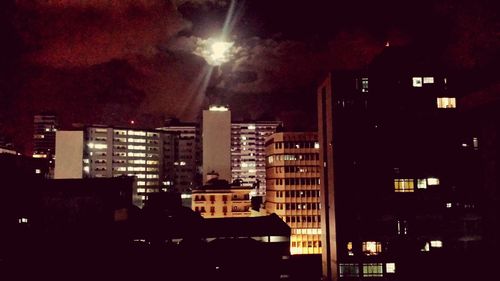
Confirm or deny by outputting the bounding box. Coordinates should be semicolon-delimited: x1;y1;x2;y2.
362;263;383;277
430;240;443;248
361;77;369;92
427;177;440;185
386;263;396;274
473;137;479;150
417;179;427;189
412;77;423;87
423;77;434;84
347;242;354;256
437;97;456;108
339;264;360;277
362;241;382;256
394;179;414;192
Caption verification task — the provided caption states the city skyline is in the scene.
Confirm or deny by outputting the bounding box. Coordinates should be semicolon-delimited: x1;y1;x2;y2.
0;2;498;280
1;0;499;153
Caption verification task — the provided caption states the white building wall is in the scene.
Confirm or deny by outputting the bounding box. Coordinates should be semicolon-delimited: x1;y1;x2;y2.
54;131;84;179
202;107;231;182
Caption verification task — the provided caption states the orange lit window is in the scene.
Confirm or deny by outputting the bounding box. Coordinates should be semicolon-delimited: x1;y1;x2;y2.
437;97;456;108
394;179;414;192
362;241;382;256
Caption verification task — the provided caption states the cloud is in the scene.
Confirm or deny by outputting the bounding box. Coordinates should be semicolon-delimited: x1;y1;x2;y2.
221;30;385;94
16;0;188;68
174;0;229;8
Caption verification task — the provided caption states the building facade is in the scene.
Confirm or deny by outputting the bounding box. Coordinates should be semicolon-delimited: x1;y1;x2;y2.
202;105;231;181
55;126;167;207
33;114;57;160
157;121;201;193
317;49;483;281
231;121;282;194
192;175;252;218
265;132;322;255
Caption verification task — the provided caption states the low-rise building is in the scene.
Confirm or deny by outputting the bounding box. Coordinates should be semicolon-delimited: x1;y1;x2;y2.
192;173;252;218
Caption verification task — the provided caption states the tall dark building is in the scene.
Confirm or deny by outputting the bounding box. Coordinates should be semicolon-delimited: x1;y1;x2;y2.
33;114;57;160
318;48;484;281
157;120;202;194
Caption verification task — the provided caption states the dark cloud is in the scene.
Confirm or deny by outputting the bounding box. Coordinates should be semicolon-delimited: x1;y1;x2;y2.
16;0;187;68
1;0;499;151
434;0;500;69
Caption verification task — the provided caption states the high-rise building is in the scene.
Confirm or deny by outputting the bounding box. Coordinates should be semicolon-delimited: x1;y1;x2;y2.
265;132;322;255
317;49;483;281
202;105;231;181
231;121;282;194
55;125;167;207
33;114;57;159
157;120;201;193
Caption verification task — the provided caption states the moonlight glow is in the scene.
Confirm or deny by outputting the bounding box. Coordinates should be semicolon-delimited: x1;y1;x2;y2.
194;38;235;66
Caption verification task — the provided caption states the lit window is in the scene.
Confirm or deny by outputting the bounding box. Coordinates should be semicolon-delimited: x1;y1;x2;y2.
209;105;228;111
412;77;422;87
446;203;452;208
18;217;29;224
473;137;479;150
137;188;146;193
394;179;414;192
427;177;440;185
137;181;146;186
339;264;360;278
128;152;146;157
437;97;456;108
430;240;443;248
83;166;90;173
94;144;107;149
423;77;434;84
362;241;382;256
35;169;41;174
128;138;146;143
314;142;320;149
128;130;146;136
386;263;396;274
361;77;369;92
248;125;256;130
417;179;427;189
347;242;354;256
362;263;383;277
129;159;146;164
128;145;146;150
422;242;430;252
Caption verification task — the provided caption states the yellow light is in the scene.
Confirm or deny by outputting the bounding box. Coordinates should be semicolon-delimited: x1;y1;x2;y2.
209;105;229;111
33;154;47;158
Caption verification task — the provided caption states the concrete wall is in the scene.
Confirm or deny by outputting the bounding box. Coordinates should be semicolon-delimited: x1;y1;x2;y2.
54;131;84;179
202;109;231;182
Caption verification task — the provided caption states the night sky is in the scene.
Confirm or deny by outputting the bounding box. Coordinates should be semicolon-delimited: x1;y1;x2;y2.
0;0;499;153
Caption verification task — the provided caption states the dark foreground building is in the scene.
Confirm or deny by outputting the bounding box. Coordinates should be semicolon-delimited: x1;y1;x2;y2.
0;157;293;281
318;47;489;280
